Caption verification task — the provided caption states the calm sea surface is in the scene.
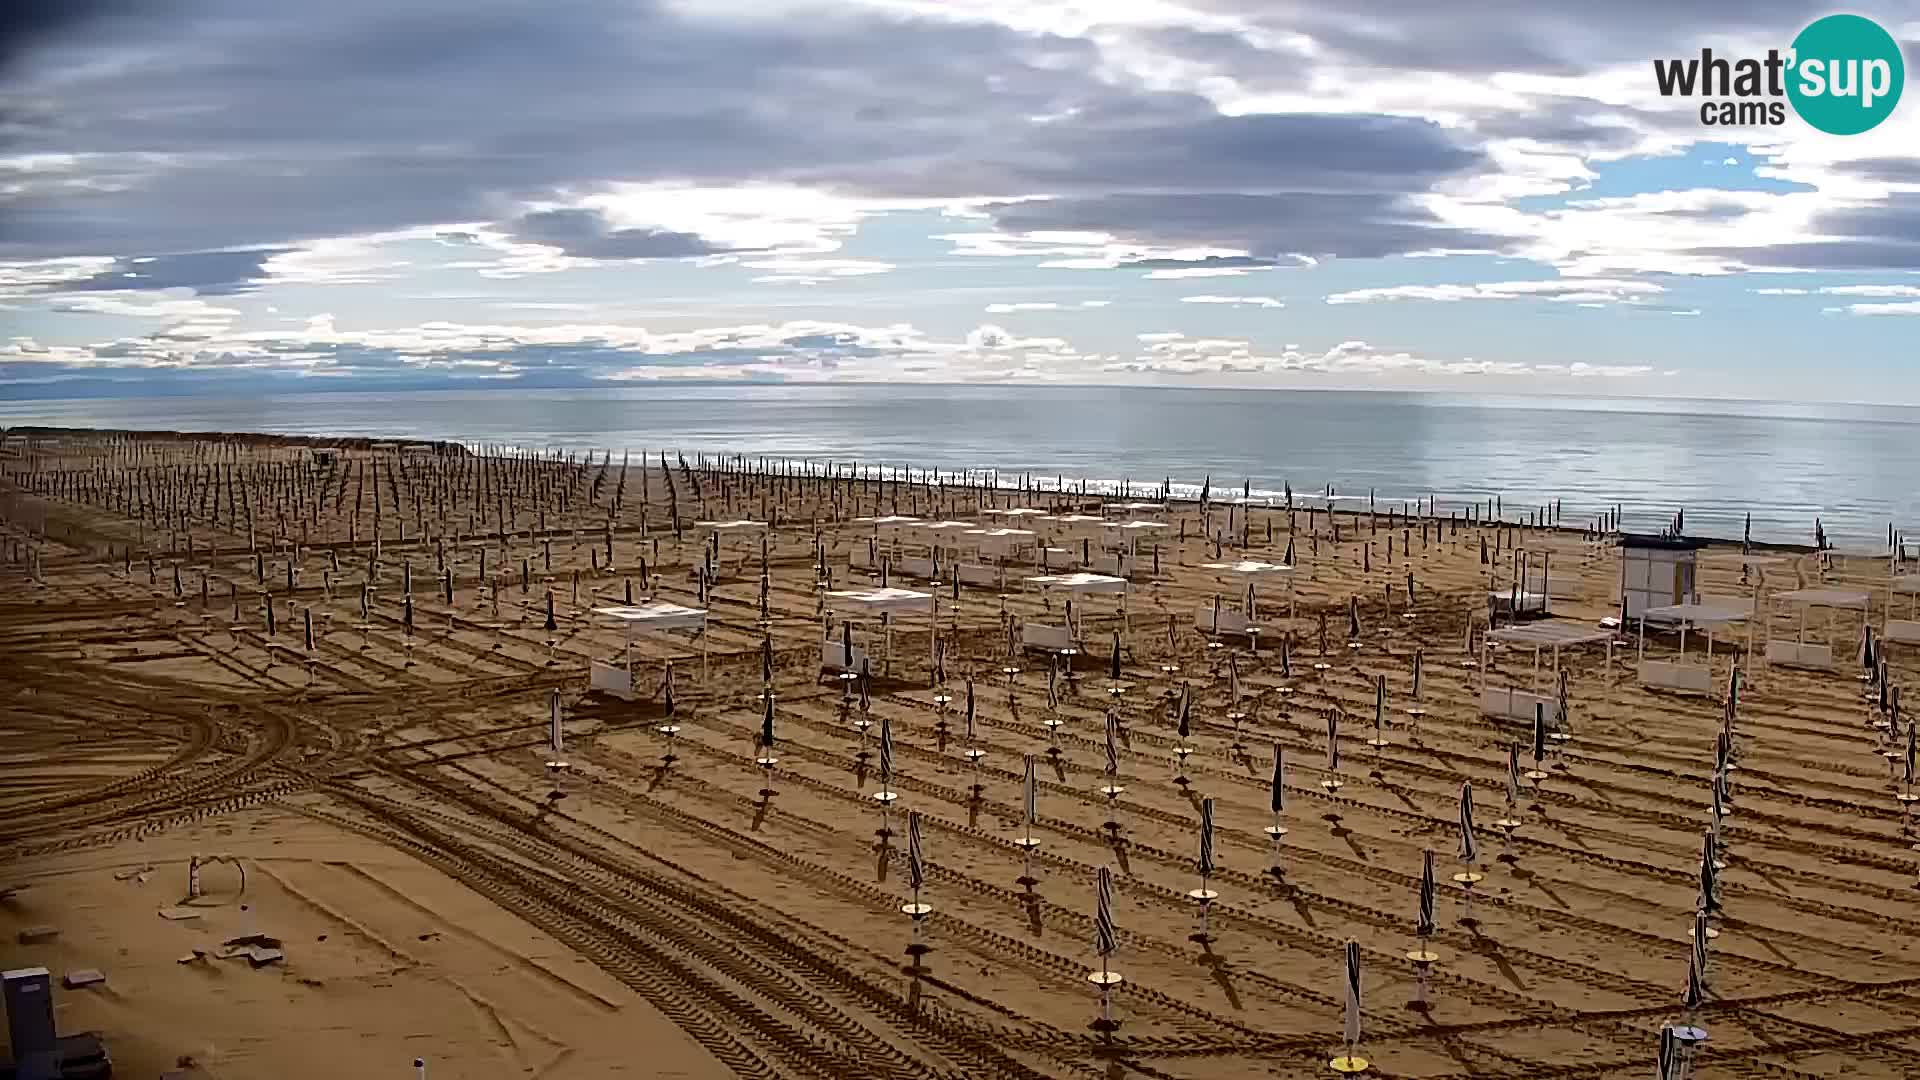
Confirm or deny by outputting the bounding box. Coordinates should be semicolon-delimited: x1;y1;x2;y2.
3;385;1915;547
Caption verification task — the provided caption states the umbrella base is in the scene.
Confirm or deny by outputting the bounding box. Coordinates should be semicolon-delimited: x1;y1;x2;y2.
1329;1054;1369;1073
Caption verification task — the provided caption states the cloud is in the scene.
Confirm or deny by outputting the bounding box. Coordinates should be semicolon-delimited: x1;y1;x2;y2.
1326;278;1664;304
37;248;285;295
1180;294;1283;307
984;302;1061;312
501;208;737;261
1842;302;1920;316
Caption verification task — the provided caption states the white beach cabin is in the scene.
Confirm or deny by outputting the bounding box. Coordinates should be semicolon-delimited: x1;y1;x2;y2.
589;601;710;696
1637;599;1750;694
1618;533;1707;623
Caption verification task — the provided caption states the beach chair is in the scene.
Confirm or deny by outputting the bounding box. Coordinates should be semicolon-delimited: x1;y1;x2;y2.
819;639;870;682
1020;621;1080;662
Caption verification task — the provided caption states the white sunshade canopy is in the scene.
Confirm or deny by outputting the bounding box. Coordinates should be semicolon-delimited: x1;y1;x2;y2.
966;527;1036;538
1487;622;1614;648
592;602;708;631
1025;571;1130;595
1200;559;1294;578
1643;599;1751;625
855;514;922;527
1112;501;1165;511
1044;514;1108;526
827;587;936;615
1774;587;1871;608
1110;520;1168;532
983;507;1050;517
696;519;768;531
918;520;979;531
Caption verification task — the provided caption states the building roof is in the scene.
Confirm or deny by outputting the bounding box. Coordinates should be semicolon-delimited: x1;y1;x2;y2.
1617;533;1709;551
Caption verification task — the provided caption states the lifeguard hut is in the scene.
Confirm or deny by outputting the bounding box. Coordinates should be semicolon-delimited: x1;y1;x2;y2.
1618;533;1707;624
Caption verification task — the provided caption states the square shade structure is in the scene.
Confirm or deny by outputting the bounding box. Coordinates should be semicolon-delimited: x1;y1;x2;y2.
982;508;1049;517
1109;520;1168;532
1111;501;1165;511
827;587;935;615
695;519;768;531
919;520;979;531
1045;514;1107;526
965;527;1036;538
1199;559;1293;578
1487;623;1614;648
1025;572;1130;595
592;602;708;631
1773;588;1871;608
1642;600;1751;625
854;515;922;527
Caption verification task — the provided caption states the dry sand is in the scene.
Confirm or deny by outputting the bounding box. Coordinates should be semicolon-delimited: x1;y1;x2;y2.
2;433;1918;1079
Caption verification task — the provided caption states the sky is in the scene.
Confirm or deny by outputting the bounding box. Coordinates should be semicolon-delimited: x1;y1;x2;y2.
2;1;1919;402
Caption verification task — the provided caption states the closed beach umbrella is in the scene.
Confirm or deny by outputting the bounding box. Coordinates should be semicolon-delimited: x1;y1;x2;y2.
1326;711;1340;772
1417;849;1436;939
1094;866;1117;959
1197;797;1215;879
1110;633;1123;681
761;694;776;750
907;810;926;894
1104;710;1120;779
1270;744;1286;813
1506;745;1522;805
1458;782;1478;864
1342;939;1362;1047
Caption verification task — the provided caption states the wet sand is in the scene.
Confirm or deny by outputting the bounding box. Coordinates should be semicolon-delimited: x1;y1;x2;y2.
2;433;1918;1079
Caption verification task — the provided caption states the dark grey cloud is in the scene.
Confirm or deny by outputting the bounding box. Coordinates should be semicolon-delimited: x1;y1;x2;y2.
53;248;285;295
501;209;738;260
0;0;1496;267
1121;255;1281;270
1839;157;1920;185
992;193;1500;261
1695;194;1920;270
1173;0;1882;76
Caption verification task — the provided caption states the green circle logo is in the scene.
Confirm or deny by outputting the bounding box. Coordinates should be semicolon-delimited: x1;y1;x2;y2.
1787;14;1904;135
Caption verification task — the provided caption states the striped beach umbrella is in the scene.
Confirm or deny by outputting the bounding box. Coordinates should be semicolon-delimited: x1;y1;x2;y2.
1412;649;1424;699
1683;948;1704;1012
1046;663;1060;710
1104;710;1120;779
1326;711;1341;772
1023;753;1038;833
1904;718;1916;787
878;711;894;787
758;573;770;622
1697;830;1720;912
551;689;564;755
907;810;926;894
761;635;775;686
933;637;946;687
1506;745;1522;805
1094;866;1118;959
1229;654;1243;706
663;662;676;715
859;657;873;713
1197;797;1215;879
1342;939;1362;1047
1657;1025;1680;1080
1416;849;1437;939
1691;908;1710;984
1458;782;1478;864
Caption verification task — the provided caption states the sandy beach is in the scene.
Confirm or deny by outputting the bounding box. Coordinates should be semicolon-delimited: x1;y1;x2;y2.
3;431;1918;1080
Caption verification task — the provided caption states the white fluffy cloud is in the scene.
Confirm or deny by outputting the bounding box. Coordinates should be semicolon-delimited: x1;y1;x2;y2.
1180;295;1283;307
1326;278;1664;304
